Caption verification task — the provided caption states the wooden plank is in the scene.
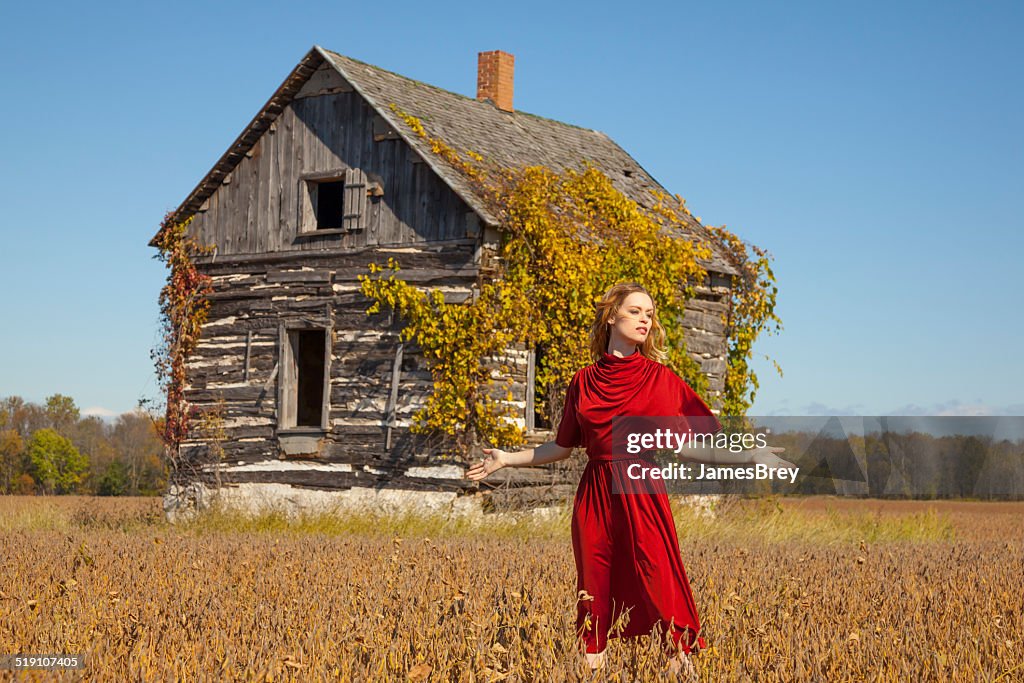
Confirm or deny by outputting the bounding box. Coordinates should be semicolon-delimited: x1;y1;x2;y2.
275;106;292;252
378;140;397;245
431;170;444;241
327;93;345;170
213;164;225;255
321;327;332;431
276;324;293;429
392;142;407;245
437;176;452;240
295;100;311;252
339;93;357;251
343;168;357;233
265;269;333;283
358;97;374;244
412;163;424;243
423;166;435;242
256;124;269;255
285;104;300;250
394;143;409;244
211;190;221;250
243;330;252;382
345;89;358;173
267;111;279;253
384;342;404;451
309;95;322;173
246;146;257;252
192;240;478;272
228;158;240;253
525;346;535;431
360;97;373;182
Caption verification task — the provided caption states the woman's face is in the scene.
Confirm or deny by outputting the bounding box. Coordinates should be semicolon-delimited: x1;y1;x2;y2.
609;292;654;347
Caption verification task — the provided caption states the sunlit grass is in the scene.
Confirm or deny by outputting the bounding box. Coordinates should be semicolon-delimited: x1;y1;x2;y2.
0;494;956;545
173;497;574;540
670;496;957;545
0;495;1018;681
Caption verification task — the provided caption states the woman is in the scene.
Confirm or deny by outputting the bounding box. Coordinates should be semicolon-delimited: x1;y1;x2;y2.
465;283;791;677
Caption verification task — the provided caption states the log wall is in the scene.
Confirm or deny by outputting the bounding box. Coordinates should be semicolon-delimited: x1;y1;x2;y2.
176;240;733;497
179;243;483;493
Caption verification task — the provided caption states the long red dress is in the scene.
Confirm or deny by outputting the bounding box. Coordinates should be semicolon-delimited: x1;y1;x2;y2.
555;349;721;655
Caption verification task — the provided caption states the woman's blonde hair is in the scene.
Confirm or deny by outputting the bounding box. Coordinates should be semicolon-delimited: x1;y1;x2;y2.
588;282;668;364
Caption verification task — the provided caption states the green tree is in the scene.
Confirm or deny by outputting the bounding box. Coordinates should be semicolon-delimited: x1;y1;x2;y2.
97;460;130;496
45;394;80;436
26;428;89;494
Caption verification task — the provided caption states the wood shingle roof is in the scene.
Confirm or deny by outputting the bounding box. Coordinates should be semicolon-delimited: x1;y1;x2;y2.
154;45;736;276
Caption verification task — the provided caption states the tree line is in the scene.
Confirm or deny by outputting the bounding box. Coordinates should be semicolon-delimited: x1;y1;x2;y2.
0;394;166;496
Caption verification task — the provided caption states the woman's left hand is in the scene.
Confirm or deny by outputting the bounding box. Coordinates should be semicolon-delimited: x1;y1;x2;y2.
747;446;796;470
464;447;508;481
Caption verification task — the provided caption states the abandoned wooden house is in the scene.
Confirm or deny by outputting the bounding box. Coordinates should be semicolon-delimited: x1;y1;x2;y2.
152;45;737;516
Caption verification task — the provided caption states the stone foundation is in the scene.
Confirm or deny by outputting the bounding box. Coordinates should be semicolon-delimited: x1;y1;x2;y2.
163;482;722;524
162;482;482;523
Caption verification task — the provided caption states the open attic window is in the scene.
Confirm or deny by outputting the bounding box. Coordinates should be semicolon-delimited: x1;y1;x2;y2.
315;180;346;229
297;168;369;236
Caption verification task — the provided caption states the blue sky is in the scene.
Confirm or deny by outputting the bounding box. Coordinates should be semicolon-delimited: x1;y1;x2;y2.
0;1;1021;418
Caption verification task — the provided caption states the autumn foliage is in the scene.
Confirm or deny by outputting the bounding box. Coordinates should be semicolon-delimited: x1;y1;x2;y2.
359;106;782;457
151;213;214;459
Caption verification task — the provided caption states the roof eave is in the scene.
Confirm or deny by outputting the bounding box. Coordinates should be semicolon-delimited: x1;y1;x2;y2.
149;45;501;250
147;46;327;248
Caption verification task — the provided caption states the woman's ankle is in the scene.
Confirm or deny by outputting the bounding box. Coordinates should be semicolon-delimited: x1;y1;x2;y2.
584;650;606;669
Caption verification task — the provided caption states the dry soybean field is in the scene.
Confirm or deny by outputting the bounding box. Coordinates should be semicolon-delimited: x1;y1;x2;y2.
0;495;1021;682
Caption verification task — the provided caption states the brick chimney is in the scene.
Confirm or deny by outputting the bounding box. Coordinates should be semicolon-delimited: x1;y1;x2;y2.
477;50;515;112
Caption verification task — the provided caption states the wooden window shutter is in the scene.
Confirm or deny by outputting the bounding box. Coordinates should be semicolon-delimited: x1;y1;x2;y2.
343;168;367;232
277;324;297;430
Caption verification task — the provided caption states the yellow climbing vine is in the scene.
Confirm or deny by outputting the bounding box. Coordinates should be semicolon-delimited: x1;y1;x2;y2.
358;104;782;458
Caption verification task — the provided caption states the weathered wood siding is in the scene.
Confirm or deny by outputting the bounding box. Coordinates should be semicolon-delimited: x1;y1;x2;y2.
178;243;489;491
176;239;732;495
681;289;731;397
183;67;477;256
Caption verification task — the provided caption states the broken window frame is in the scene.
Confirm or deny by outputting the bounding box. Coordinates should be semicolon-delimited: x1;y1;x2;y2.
277;322;332;433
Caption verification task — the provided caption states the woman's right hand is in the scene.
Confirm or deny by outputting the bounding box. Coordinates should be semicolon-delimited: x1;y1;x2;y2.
464;447;508;481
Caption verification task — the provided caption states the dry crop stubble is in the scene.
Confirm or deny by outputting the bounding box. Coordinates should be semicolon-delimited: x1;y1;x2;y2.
0;496;1021;681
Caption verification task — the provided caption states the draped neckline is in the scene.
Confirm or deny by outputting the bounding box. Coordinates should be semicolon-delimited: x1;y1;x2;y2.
598;349;645;367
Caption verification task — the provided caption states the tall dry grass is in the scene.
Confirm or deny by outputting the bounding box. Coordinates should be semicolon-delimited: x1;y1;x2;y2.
0;495;1020;681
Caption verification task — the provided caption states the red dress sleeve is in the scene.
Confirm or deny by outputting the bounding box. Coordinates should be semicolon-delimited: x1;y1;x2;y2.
679;378;724;434
556;372;583;449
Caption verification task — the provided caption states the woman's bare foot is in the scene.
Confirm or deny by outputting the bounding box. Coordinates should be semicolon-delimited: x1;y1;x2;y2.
585;650;606;671
666;651;698;680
